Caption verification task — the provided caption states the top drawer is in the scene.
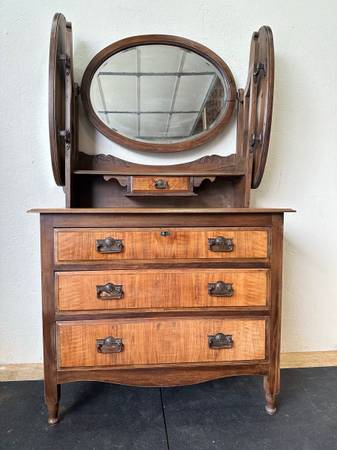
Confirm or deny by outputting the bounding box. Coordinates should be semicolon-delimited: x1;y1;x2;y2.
55;228;269;263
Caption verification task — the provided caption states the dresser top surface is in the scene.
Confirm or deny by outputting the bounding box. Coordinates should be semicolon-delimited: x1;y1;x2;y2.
29;207;295;214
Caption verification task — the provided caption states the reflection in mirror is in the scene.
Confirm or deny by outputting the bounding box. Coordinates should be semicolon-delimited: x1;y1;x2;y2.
90;45;229;144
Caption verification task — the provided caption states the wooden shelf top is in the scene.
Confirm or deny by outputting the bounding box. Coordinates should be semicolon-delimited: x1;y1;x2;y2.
28;208;295;214
73;170;245;176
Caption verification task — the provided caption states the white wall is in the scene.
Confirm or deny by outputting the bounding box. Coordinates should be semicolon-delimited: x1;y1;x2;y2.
0;0;337;364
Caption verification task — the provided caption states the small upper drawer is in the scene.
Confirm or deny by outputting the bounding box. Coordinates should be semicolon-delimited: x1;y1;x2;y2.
130;176;191;194
54;227;269;263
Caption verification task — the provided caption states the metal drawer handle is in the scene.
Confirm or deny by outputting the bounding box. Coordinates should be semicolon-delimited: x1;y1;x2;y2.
96;283;123;300
208;236;234;252
208;333;233;349
96;237;124;254
208;281;234;297
154;179;168;189
96;336;124;353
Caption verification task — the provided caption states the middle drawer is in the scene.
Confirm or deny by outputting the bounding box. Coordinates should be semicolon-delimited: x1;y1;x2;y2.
56;268;269;311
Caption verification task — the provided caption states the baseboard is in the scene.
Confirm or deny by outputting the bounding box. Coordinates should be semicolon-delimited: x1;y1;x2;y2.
0;363;44;382
280;351;337;369
1;351;337;382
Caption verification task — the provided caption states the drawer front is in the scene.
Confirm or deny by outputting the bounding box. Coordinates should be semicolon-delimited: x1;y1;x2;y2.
56;269;269;311
57;318;266;368
55;228;269;262
131;176;190;193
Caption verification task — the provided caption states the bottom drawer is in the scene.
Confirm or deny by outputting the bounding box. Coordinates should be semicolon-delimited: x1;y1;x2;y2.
57;318;266;368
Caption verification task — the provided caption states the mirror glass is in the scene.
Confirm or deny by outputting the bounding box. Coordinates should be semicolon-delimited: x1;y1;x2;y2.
89;44;230;144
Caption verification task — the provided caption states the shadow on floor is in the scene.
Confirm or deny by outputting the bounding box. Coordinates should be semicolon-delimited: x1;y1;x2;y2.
0;368;336;450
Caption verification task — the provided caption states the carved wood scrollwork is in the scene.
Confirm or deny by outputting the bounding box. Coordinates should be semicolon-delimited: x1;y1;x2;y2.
76;152;245;176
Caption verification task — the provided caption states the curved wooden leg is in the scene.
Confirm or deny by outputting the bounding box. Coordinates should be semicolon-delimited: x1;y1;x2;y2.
265;214;283;415
46;384;60;425
263;374;277;415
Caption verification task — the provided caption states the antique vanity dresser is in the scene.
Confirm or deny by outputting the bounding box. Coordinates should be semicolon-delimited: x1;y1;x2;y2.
31;13;293;424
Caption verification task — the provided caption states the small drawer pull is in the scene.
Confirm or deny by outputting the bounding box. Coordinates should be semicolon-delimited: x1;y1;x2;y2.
208;333;233;349
96;336;124;353
154;179;168;189
208;281;234;297
96;283;123;300
208;236;234;252
96;237;124;254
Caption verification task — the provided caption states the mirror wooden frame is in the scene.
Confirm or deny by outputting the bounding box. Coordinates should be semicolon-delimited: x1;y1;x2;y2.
48;16;274;207
81;35;237;153
49;12;68;186
248;27;274;188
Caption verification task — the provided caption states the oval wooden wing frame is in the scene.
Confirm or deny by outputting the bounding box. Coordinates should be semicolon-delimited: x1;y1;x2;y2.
49;13;74;186
245;26;274;188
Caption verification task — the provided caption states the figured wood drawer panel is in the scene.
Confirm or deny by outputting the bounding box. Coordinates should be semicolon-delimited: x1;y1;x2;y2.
57;318;266;368
55;228;269;262
131;176;190;193
56;269;269;311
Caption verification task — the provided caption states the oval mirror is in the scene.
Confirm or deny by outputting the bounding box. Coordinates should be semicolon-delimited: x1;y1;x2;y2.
81;36;236;152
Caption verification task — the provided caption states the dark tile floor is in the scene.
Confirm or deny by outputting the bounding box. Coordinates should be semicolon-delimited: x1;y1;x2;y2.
0;368;336;450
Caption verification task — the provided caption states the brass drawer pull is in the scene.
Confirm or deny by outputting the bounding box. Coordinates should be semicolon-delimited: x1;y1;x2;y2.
208;281;234;297
96;237;124;253
96;336;124;353
208;333;233;349
154;179;168;189
96;283;123;300
208;236;234;252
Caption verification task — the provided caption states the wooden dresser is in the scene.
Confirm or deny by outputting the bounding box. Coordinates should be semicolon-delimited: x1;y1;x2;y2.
34;15;294;423
30;207;292;424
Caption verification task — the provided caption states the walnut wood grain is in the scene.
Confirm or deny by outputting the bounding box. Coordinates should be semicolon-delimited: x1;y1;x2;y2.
55;227;269;262
56;268;269;311
57;317;266;368
49;12;67;187
57;364;269;386
76;152;244;177
34;208;290;423
244;26;274;189
40;215;60;425
29;208;295;214
131;176;190;193
264;214;284;414
39;15;289;422
64;20;76;208
48;27;274;208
